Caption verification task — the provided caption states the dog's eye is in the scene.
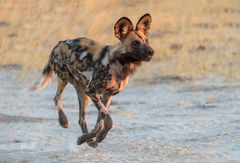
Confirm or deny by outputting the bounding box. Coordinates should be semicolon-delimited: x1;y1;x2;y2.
132;40;140;46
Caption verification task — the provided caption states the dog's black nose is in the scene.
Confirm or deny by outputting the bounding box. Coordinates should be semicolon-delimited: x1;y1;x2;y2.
149;48;154;56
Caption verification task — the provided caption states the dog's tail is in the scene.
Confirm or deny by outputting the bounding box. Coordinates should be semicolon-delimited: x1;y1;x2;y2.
28;60;53;92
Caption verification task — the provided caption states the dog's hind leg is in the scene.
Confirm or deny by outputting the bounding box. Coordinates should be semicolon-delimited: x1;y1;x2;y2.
73;82;98;148
54;78;68;128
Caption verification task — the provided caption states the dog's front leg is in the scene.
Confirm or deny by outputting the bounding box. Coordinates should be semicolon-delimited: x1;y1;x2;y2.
90;93;113;143
90;93;110;116
95;93;113;143
77;93;112;145
102;93;113;110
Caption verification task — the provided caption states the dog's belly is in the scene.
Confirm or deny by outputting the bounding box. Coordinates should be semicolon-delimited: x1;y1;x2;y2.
83;65;129;96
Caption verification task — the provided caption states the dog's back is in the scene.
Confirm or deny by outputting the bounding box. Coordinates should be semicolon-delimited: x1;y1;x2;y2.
28;37;105;91
49;38;109;84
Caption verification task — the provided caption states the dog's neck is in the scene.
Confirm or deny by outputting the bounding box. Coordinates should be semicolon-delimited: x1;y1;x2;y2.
107;43;142;80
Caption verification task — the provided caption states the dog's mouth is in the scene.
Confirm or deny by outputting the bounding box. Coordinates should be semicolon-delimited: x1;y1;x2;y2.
142;54;153;62
129;52;153;62
145;55;153;61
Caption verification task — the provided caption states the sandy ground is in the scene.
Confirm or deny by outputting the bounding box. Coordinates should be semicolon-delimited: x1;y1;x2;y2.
0;67;240;163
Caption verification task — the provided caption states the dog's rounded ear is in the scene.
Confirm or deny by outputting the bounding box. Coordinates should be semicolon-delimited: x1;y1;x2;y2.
114;17;133;40
136;13;152;36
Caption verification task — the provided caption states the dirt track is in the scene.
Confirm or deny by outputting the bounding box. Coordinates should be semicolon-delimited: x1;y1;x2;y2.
0;68;239;162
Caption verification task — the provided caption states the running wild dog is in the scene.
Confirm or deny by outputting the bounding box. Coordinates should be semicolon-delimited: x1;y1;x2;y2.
30;13;154;148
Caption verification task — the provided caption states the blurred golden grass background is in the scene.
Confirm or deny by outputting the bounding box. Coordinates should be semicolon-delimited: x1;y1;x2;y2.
0;0;240;79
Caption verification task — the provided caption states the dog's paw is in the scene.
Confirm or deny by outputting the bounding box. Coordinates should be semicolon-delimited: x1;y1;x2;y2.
77;135;86;145
58;110;68;128
87;139;98;148
96;132;106;143
96;114;113;143
77;134;93;145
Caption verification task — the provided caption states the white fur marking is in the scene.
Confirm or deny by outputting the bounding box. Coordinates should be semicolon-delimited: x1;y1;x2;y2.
65;40;72;44
79;51;88;60
28;73;52;92
81;70;93;82
101;52;109;66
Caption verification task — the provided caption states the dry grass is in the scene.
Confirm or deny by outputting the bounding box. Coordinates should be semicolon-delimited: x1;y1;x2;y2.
0;0;240;79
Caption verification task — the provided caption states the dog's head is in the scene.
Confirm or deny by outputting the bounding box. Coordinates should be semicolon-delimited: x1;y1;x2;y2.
114;13;154;62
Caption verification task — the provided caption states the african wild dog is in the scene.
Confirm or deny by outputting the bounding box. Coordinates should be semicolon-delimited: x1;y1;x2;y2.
30;13;154;148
